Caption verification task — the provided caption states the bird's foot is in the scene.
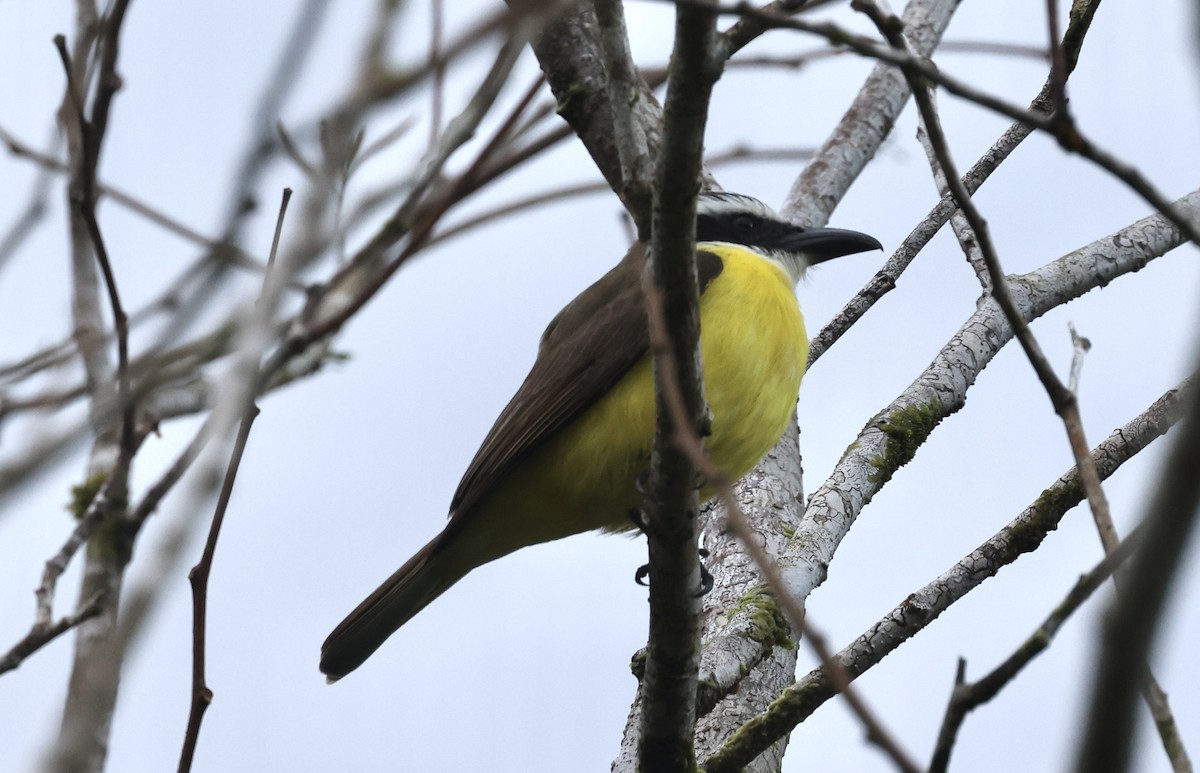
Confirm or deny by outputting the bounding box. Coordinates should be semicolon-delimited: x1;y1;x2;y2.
633;548;713;596
696;557;714;597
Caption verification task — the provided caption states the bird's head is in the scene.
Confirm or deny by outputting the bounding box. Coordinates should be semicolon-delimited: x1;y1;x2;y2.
695;192;882;284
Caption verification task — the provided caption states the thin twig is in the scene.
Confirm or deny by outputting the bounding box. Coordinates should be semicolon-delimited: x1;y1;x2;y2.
857;0;1113;554
0;594;105;676
1067;322;1090;396
429;0;445;147
1;124;269;270
721;0;819;57
322;8;511;129
807;0;1103;366
1045;0;1068;115
928;527;1144;772
424;144;813;250
863;7;1192;768
176;405;261;773
1074;361;1200;773
0;130;58;273
709;0;1200;246
915;117;991;292
2;47;561;502
128;416;215;531
722;39;1047;75
262;42;537;378
177;190;289;773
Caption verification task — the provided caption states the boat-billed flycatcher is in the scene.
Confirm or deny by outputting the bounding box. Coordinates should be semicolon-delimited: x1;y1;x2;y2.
320;192;880;681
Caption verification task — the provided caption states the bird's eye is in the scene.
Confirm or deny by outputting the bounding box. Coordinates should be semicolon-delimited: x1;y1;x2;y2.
733;215;757;231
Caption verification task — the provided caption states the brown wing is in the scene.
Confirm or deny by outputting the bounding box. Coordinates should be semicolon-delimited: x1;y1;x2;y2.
448;245;724;517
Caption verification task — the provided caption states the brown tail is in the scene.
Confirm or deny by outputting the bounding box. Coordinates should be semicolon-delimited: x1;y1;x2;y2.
320;535;464;681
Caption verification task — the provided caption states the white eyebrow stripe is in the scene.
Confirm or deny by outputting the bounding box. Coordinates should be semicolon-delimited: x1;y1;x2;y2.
695;192;779;220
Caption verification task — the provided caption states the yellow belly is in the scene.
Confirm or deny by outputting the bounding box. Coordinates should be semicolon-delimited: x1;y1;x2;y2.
472;245;808;557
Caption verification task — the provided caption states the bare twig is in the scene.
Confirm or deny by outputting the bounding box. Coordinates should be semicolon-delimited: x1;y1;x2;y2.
261;38;537;380
1;124;268;269
212;0;331;241
128;417;215;531
3;28;565;516
705;188;1200;764
701;377;1195;771
177;191;288;772
429;0;445;146
928;527;1144;773
176;405;259;772
54;34;135;462
858;0;1113;567
0;594;104;676
785;616;921;773
712;0;1200;248
915;116;991;292
1074;361;1200;773
0;130;59;273
723;39;1047;75
865;7;1191;768
322;8;511;128
722;0;816;57
808;0;1103;365
1045;0;1068;116
1067;322;1090;396
425;143;812;249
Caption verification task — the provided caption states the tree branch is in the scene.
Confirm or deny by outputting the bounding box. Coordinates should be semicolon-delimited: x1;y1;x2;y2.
807;0;1101;364
634;4;723;770
695;189;1200;736
177;190;289;773
691;3;950;763
866;6;1192;767
701;376;1195;771
51;4;138;769
1074;353;1200;772
928;527;1144;773
527;1;662;195
593;0;655;229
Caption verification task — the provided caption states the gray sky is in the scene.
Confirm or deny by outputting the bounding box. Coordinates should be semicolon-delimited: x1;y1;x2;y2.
1;1;1198;771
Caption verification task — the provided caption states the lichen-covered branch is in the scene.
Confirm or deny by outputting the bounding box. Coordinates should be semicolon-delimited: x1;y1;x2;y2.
701;376;1195;771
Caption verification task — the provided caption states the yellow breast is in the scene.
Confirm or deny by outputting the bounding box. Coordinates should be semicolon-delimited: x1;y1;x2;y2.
697;244;808;483
478;244;808;550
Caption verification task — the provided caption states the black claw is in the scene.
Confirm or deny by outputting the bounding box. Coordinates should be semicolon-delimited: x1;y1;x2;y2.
695;562;714;597
634;470;652;497
636;549;712;592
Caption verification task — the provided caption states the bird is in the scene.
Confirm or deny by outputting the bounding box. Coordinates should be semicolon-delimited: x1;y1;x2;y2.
319;191;881;681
